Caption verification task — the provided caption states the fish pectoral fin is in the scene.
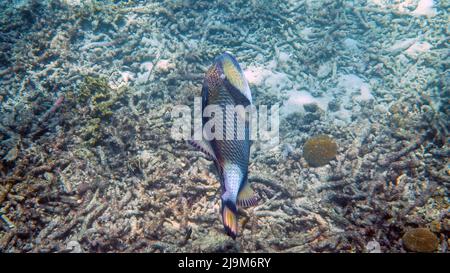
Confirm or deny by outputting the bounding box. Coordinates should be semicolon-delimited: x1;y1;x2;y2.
188;139;216;161
220;52;252;105
237;183;258;208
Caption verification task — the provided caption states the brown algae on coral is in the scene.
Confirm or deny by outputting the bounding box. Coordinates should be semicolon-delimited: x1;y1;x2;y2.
303;135;338;167
402;228;439;253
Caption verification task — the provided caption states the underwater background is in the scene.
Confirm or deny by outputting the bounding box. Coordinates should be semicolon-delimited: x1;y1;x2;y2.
0;0;448;253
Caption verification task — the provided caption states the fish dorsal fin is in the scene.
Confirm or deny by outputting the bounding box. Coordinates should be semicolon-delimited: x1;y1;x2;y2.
237;182;258;208
188;139;216;161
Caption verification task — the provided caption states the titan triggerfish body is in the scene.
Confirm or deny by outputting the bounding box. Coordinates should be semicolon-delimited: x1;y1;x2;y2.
189;52;257;239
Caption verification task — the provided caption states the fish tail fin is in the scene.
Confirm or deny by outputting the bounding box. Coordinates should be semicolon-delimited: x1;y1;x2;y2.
221;199;238;239
237;182;258;208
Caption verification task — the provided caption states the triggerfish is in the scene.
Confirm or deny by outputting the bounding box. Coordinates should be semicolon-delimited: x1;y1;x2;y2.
189;52;258;239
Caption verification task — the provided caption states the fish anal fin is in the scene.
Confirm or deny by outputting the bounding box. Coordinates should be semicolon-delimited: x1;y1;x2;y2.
237;183;258;208
227;83;252;107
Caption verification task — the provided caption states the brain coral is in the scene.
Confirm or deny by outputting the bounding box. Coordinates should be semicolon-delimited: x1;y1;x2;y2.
402;228;439;253
303;135;337;167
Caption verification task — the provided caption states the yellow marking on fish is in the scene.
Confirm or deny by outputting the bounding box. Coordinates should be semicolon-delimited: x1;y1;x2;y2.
222;58;245;92
237;183;257;207
206;66;221;87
